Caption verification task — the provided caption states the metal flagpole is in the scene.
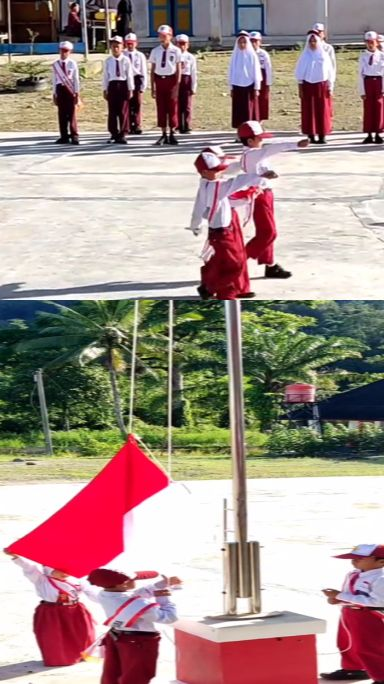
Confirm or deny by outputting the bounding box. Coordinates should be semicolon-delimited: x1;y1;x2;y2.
6;0;12;63
128;300;139;435
167;300;174;477
79;0;89;59
105;0;111;50
34;369;54;456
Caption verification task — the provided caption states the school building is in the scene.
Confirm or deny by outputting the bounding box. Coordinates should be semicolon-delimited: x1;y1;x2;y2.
132;0;384;39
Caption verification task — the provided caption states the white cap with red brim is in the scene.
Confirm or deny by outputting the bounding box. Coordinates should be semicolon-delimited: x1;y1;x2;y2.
60;41;73;50
176;33;189;43
312;22;325;32
194;151;232;174
238;120;273;139
249;31;262;40
111;35;123;43
124;32;137;42
334;544;384;559
158;24;173;35
378;34;384;43
365;31;378;40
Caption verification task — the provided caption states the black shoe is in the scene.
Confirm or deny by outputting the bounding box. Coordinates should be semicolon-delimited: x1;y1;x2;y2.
168;132;178;145
107;137;116;144
317;136;327;144
184;127;192;134
135;128;143;135
55;137;70;144
155;134;168;146
309;135;316;144
265;264;292;279
375;134;384;144
320;671;369;681
362;134;373;144
197;285;213;300
71;136;80;145
236;292;255;299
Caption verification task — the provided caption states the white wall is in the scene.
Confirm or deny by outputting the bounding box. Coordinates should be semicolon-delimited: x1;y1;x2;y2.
266;0;317;35
132;0;148;35
329;0;383;35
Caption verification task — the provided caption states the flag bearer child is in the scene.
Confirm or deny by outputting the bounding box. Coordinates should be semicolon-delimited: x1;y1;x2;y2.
189;149;271;300
320;543;384;683
176;34;197;133
232;120;308;279
359;31;384;144
123;32;147;134
3;550;97;666
88;568;181;684
52;41;80;145
103;36;134;144
149;25;182;146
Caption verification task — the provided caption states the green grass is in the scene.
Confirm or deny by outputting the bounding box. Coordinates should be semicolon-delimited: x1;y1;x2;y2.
0;49;363;132
1;451;384;483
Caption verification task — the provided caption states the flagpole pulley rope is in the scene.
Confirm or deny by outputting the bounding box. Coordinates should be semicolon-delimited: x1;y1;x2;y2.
128;300;140;435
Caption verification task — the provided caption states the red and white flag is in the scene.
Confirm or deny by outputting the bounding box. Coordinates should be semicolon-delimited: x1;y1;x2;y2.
5;436;170;577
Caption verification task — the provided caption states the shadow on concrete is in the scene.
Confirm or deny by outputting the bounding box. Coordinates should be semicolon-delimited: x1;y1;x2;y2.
0;660;56;680
0;279;200;299
0;131;380;159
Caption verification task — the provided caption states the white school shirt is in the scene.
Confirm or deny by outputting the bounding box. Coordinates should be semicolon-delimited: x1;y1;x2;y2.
13;557;99;603
97;589;177;632
123;49;148;90
52;58;80;94
256;48;273;86
103;54;134;91
337;568;384;608
149;44;182;76
180;51;198;92
358;50;384;96
228;142;300;190
190;173;264;232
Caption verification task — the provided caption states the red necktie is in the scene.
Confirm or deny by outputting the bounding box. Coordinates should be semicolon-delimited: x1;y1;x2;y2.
116;59;120;77
62;61;66;74
129;52;133;62
161;48;167;69
369;54;374;66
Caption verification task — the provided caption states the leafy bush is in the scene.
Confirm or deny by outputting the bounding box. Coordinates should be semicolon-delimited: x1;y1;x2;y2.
9;61;50;79
266;423;384;458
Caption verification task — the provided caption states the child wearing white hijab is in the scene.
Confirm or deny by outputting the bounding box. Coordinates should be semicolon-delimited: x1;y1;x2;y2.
358;31;384;144
295;32;334;144
228;33;262;132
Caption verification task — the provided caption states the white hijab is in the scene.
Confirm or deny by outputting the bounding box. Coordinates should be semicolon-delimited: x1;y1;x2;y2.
295;34;331;83
229;35;261;87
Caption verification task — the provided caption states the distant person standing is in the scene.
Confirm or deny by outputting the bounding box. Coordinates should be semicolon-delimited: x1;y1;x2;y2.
295;32;334;144
66;2;82;38
228;33;262;132
149;25;182;146
176;34;197;133
103;36;134;144
52;41;80;145
249;31;272;122
311;22;337;79
116;0;132;39
124;32;147;134
358;31;384;144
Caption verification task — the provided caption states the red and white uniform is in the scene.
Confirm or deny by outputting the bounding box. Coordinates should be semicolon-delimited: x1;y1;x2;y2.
358;49;384;133
98;586;177;684
190;172;264;299
103;54;134;139
227;142;300;265
123;48;147;130
13;557;97;666
255;47;272;121
229;36;262;127
150;44;182;129
178;50;197;131
335;569;384;682
52;57;80;140
295;34;334;136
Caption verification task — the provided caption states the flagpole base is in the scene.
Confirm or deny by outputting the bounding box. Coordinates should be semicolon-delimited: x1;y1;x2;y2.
174;611;326;684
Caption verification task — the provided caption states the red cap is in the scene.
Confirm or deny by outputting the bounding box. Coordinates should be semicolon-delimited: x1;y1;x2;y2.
88;568;159;588
238;120;273;140
194;151;232;175
334;544;384;560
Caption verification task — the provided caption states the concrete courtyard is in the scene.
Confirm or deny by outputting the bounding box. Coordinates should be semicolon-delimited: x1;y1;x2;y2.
1;131;384;300
1;475;383;683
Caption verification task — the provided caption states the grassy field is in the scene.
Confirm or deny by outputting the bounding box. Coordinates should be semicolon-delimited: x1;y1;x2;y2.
0;49;362;133
1;451;384;483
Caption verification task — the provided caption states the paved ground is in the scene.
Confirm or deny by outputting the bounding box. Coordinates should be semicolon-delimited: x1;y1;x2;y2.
1;131;384;301
1;476;383;683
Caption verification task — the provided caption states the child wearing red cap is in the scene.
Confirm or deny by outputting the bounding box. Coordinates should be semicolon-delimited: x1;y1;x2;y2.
189;149;271;300
233;120;308;279
321;544;384;682
4;550;97;666
88;567;181;684
123;33;147;134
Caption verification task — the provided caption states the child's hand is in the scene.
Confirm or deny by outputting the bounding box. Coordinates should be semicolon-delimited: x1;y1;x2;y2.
327;597;341;605
154;588;172;597
168;576;183;586
262;170;278;179
3;548;17;558
322;589;340;598
298;138;309;148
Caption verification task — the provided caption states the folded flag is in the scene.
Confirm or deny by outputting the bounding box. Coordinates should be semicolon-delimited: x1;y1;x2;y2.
5;436;170;577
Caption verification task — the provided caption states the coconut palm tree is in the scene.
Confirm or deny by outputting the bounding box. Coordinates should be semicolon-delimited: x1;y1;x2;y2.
16;301;165;439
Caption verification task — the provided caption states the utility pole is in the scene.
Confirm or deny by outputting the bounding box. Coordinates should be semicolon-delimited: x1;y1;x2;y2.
34;369;53;456
317;0;329;34
209;0;222;45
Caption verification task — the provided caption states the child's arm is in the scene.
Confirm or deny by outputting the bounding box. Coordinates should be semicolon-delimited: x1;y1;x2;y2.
73;62;80;98
242;140;308;172
11;556;44;586
358;54;366;98
102;61;109;98
126;59;134;95
217;173;266;199
264;51;273;86
80;579;101;602
191;55;197;94
148;592;178;625
141;53;148;91
336;577;384;608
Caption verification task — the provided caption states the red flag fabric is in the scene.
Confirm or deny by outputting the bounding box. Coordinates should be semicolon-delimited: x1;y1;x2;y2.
6;436;170;577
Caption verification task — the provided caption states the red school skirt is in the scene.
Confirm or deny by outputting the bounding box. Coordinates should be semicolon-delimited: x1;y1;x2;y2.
300;80;332;136
363;76;384;133
33;601;96;666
